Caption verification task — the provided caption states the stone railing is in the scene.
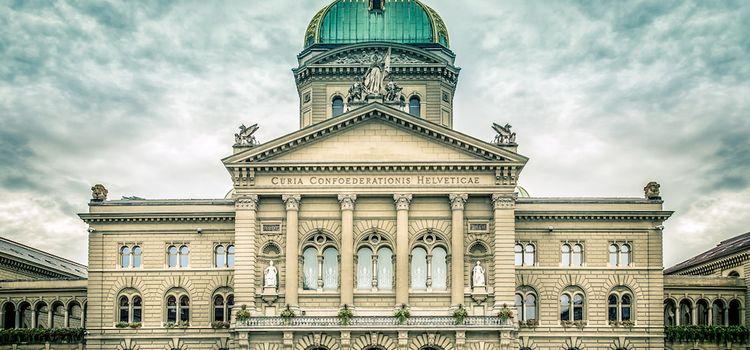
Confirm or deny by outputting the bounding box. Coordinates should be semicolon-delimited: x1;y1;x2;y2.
238;316;514;329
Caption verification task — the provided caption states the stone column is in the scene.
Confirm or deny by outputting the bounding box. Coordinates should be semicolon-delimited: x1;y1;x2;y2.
339;194;357;306
283;195;301;307
492;193;517;309
234;195;259;311
14;309;19;329
394;194;412;306
450;194;468;307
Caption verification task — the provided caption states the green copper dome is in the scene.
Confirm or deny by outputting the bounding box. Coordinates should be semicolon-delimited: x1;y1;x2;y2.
304;0;450;49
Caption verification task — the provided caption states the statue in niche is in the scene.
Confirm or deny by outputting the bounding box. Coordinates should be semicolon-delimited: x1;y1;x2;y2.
264;261;278;287
472;261;486;287
91;184;108;202
234;123;259;147
492;123;516;144
362;48;392;95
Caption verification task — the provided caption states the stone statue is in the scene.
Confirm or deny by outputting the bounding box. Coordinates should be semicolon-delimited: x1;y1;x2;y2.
644;181;661;199
91;184;108;202
384;81;403;102
472;261;486;287
234;124;259;147
264;261;278;287
347;80;364;104
492;123;516;144
362;48;391;95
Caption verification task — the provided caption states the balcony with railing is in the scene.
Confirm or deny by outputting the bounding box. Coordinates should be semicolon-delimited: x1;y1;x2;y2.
236;316;515;331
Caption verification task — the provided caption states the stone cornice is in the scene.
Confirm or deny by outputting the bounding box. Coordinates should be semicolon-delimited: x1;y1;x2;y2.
669;252;749;276
0;256;68;279
79;212;235;224
515;211;673;221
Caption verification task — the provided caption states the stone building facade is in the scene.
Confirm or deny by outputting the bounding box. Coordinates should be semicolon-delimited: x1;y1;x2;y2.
1;1;745;350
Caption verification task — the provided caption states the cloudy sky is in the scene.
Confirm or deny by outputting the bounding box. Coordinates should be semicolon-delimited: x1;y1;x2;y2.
1;0;748;267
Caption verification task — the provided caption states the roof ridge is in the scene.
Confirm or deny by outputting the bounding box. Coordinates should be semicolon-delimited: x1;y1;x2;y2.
0;236;87;270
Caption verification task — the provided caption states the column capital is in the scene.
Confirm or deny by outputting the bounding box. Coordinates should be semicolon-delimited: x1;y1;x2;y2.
491;193;517;209
449;193;468;210
282;194;301;211
338;194;357;211
235;195;259;210
393;194;413;211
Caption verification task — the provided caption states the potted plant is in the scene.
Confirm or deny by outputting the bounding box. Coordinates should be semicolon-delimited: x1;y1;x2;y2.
452;304;468;325
178;320;190;328
128;322;142;329
280;304;296;324
497;303;513;323
338;304;354;325
236;304;251;324
115;321;129;328
211;321;226;329
163;321;176;328
394;304;410;325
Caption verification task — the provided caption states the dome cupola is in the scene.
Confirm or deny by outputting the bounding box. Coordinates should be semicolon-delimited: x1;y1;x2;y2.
304;0;450;49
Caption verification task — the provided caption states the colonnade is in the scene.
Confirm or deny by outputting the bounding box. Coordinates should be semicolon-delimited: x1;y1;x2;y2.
235;192;517;310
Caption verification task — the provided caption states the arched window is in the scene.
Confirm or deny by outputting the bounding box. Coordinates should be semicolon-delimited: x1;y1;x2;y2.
132;246;142;268
166;296;177;323
215;246;226;267
561;244;571;266
179;245;189;267
2;303;15;329
679;299;692;325
729;299;741;325
524;244;535;266
608;244;618;266
377;247;393;290
303;247;318;290
607;287;633;324
728;270;740;278
696;299;709;325
132;296;142;323
167;246;178;268
18;302;32;328
571;244;583;266
712;299;726;325
179;296;190;323
357;247;373;290
560;288;585;322
117;290;142;324
432;246;447;290
118;296;129;323
120;246;130;268
332;96;344;117
620;244;630;266
664;299;676;326
36;302;49;328
322;247;339;290
516;287;538;322
68;302;82;328
301;232;339;291
213;293;235;323
409;96;421;117
514;244;523;266
411;247;428;290
227;245;235;267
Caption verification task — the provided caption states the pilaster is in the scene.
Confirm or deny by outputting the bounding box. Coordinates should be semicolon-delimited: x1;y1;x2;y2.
449;193;468;306
235;195;259;310
339;194;357;306
492;193;517;309
394;194;412;306
283;194;301;307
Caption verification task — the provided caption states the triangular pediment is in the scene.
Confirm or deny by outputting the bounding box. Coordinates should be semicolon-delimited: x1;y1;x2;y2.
223;103;528;168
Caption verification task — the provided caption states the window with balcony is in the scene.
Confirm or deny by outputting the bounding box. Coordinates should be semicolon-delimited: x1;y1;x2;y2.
301;232;339;291
411;231;448;291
